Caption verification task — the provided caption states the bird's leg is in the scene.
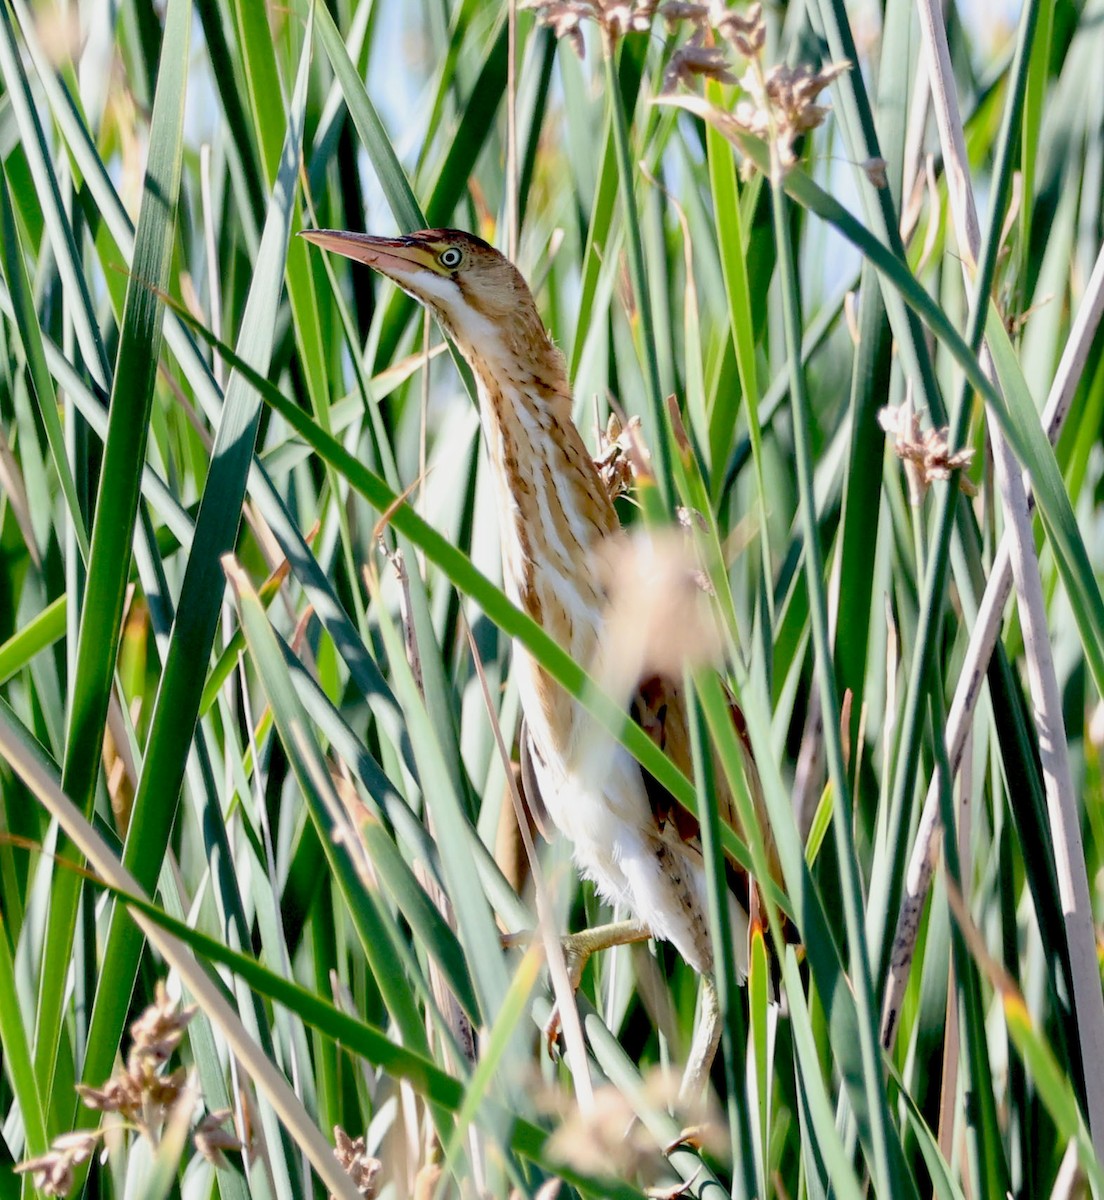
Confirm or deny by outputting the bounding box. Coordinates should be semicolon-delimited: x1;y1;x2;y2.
543;918;652;1055
677;974;721;1106
557;918;654;988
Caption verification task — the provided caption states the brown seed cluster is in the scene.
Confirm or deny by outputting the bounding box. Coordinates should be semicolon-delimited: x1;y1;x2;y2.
713;2;766;56
331;1126;382;1199
728;58;851;172
13;1131;100;1197
663;1;765;85
660;0;849;179
663;33;734;88
520;0;658;56
593;411;643;502
527;1;847;178
15;982;242;1196
878;402;977;503
521;0;769;57
193;1110;243;1171
77;981;197;1121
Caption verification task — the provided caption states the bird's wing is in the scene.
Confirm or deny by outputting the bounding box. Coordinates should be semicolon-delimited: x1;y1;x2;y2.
517;717;555;843
629;674;783;897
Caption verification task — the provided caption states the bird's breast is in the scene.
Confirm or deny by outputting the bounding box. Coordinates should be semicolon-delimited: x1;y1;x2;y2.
475;371;617;747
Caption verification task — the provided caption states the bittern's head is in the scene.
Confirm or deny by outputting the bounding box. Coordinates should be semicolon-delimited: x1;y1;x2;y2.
300;227;554;373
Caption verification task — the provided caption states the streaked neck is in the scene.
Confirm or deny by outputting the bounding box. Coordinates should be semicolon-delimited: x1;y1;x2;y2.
466;351;618;639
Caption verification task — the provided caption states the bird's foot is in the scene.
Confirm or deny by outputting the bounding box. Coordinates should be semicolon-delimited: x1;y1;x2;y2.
542;1005;566;1060
541;920;652;1058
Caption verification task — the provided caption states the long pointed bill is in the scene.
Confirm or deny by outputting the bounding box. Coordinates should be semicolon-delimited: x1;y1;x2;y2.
298;230;440;279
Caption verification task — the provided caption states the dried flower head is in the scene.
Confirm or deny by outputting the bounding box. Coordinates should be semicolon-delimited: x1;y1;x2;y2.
76;1072;145;1121
22;980;228;1195
332;1127;382;1199
130;981;197;1068
605;0;659;37
665;31;735;89
521;0;587;55
78;986;196;1130
144;1065;189;1114
658;53;849;177
193;1110;243;1170
734;60;850;170
878;402;977;504
16;1151;74;1196
15;1132;99;1197
594;412;643;502
714;1;765;58
521;0;657;55
657;1;709;33
546;1080;662;1178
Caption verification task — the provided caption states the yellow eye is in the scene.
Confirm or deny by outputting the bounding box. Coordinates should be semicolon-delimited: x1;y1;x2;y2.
439;247;463;269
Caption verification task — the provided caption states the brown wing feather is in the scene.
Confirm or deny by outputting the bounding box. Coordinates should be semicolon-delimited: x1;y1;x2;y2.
518;718;554;842
629;674;786;918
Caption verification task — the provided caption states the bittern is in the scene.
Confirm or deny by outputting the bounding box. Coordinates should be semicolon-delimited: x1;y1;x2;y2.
302;227;782;1095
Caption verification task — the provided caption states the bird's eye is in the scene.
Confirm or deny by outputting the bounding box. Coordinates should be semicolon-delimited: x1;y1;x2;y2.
439;247;463;269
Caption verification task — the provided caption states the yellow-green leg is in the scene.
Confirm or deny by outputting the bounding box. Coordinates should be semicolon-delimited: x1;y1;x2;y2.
541;921;722;1102
678;973;721;1104
543;919;653;1054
